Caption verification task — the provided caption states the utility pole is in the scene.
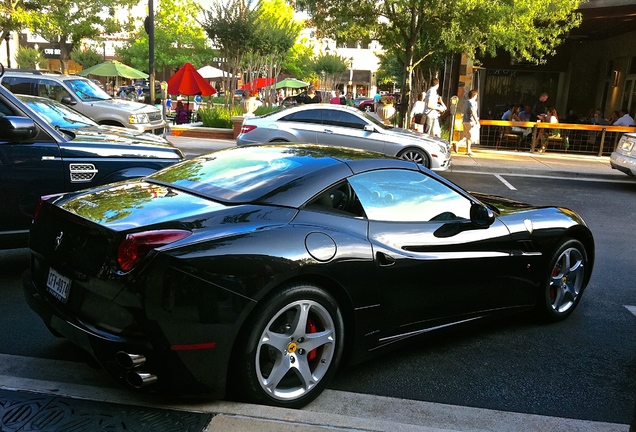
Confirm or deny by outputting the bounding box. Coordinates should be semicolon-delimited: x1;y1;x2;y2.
147;0;155;104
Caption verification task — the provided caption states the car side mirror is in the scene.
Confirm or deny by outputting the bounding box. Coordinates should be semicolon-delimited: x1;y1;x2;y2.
60;96;77;106
470;203;496;227
363;125;374;132
0;116;37;140
433;203;495;238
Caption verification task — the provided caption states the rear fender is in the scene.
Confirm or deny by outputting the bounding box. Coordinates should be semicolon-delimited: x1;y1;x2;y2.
101;167;158;183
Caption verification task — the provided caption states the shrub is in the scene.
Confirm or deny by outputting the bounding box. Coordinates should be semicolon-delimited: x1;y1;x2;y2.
198;104;286;128
198;105;243;128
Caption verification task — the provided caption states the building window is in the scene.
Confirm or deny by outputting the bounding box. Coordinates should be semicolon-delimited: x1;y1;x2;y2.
629;57;636;75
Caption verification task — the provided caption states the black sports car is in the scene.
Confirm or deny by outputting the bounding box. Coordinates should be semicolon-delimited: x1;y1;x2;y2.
23;144;594;408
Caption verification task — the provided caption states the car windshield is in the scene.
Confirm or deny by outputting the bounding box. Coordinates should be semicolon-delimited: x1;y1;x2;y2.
65;78;111;101
148;145;340;203
17;95;97;129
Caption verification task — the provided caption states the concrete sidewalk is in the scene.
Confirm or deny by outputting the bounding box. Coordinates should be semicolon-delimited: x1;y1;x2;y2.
166;134;631;182
0;353;628;432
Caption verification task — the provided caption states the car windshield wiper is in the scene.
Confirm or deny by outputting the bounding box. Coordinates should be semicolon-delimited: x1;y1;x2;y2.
61;116;93;126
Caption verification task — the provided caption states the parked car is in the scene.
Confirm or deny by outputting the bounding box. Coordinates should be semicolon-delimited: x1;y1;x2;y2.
353;97;374;112
236;104;451;170
1;70;167;136
23;144;594;408
610;132;636;176
282;90;324;106
0;84;184;249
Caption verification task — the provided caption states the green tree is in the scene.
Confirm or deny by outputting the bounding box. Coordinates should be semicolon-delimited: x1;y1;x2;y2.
313;53;347;92
201;0;259;104
15;46;46;69
71;47;103;69
201;0;302;104
280;39;315;82
116;0;214;80
297;0;584;125
18;0;138;74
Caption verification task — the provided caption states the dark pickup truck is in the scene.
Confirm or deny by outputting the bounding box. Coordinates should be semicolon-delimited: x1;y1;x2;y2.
0;77;184;249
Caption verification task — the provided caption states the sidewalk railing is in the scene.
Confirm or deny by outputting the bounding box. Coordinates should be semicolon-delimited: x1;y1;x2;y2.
477;120;636;156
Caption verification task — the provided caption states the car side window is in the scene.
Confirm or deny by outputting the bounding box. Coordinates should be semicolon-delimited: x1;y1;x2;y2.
1;77;37;96
40;80;72;102
322;110;366;130
0;98;14;116
280;110;321;125
306;181;365;217
348;169;472;222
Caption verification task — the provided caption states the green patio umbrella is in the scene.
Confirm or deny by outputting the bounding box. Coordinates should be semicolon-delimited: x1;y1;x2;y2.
275;78;309;89
77;60;149;79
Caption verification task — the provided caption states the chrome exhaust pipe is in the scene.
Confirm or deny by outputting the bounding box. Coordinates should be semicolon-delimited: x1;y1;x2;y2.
126;371;158;388
115;351;146;369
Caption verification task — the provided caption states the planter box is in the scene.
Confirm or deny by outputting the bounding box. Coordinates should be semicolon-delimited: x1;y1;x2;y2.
170;126;234;140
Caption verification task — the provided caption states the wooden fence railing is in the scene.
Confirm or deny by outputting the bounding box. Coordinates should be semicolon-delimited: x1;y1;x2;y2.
471;120;636;156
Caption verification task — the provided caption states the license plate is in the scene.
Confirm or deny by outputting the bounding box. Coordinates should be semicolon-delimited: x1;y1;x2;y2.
46;268;71;303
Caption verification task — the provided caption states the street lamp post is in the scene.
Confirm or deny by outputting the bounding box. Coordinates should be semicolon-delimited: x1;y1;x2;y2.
348;57;354;96
5;32;12;69
321;70;326;95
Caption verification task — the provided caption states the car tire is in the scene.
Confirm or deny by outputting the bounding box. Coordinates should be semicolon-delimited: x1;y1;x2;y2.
398;148;430;168
233;283;344;408
536;238;588;322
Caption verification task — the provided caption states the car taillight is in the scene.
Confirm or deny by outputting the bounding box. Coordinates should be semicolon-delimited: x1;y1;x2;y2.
240;125;257;134
33;193;64;222
117;229;191;272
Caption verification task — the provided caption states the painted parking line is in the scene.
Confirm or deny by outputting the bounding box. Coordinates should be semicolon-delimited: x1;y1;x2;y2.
624;305;636;317
495;174;517;190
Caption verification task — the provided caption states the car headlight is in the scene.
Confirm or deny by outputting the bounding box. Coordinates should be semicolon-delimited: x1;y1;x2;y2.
438;143;448;154
129;113;150;124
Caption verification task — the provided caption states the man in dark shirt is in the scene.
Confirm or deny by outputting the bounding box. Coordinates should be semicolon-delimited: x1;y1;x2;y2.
531;92;549;121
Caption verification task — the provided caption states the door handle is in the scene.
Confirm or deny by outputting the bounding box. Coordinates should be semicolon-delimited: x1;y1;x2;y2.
324;129;334;134
376;251;395;266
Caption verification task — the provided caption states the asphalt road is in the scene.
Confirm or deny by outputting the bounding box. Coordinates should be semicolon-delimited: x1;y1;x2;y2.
1;167;634;426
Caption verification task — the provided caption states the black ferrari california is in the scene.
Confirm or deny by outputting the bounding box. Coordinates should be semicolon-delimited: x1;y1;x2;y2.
23;144;594;408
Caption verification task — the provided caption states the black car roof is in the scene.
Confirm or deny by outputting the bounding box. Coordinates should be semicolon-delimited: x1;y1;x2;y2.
148;144;419;207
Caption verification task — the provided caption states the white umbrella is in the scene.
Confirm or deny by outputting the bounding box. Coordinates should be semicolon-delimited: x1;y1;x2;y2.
197;65;233;79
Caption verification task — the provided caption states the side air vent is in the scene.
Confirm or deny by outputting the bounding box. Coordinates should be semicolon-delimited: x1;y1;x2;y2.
69;163;98;182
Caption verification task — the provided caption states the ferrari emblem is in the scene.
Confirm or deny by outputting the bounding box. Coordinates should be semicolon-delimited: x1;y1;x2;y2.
54;232;64;251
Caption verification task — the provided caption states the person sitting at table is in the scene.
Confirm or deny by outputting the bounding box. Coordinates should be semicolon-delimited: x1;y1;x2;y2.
174;100;189;124
614;108;635;126
539;107;560;152
518;105;532;122
608;110;620;125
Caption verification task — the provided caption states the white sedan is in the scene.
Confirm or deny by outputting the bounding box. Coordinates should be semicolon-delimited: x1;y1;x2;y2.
236;104;451;171
610;132;636;176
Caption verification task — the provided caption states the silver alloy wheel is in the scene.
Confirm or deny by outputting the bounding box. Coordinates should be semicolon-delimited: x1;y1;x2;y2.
399;148;428;166
549;246;585;313
255;299;336;401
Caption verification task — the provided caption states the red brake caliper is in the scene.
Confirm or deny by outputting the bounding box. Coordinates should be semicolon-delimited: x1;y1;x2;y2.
306;319;317;361
550;265;560;301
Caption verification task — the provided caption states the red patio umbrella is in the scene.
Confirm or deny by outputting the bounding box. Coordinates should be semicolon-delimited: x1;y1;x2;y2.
242;77;276;91
167;62;216;96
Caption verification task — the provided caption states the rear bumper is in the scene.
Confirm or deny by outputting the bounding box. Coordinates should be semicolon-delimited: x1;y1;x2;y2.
610;153;636;176
22;266;226;398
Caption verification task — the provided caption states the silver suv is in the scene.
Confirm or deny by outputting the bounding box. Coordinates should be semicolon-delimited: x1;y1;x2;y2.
1;70;166;136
